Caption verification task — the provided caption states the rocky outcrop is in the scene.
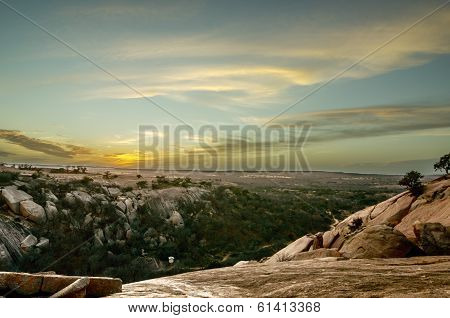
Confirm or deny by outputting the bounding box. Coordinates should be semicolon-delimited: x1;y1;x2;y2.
339;225;415;258
267;176;449;262
266;235;314;263
110;256;450;298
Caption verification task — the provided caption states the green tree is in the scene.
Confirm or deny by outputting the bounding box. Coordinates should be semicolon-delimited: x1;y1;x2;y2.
399;170;424;196
434;153;450;174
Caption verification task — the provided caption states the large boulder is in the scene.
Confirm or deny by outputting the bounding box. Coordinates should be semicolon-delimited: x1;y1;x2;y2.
265;235;314;264
413;223;450;255
20;200;47;224
1;188;32;214
340;225;415;259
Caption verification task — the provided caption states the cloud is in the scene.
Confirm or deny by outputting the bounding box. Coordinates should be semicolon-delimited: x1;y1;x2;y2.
0;130;92;158
0;150;12;157
36;1;449;110
246;104;450;143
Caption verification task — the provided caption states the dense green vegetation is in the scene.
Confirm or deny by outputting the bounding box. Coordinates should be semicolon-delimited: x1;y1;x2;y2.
0;171;19;185
17;178;396;283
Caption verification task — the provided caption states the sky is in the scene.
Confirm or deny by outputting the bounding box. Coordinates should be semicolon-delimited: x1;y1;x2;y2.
0;0;449;174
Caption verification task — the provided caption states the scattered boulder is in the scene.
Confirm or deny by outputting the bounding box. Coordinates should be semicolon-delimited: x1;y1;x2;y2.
340;225;415;259
168;211;184;228
1;188;32;214
94;228;105;246
116;201;126;213
45;191;58;203
413;223;450;255
20;234;38;252
20;200;47;224
36;237;50;249
44;201;58;220
64;193;76;206
107;187;121;198
72;191;94;208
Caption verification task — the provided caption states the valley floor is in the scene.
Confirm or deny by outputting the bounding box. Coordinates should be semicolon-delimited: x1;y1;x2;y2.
110;256;450;298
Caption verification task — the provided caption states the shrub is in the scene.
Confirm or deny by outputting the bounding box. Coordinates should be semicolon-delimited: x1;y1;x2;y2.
434;153;450;175
122;186;133;192
0;171;19;185
136;180;149;189
399;170;424;196
348;217;363;232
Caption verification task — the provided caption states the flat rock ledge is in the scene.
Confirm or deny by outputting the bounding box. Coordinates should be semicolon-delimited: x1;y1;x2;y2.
110;256;450;298
0;272;121;297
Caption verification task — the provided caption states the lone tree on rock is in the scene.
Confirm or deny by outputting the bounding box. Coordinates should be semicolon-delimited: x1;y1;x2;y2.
434;152;450;175
399;170;424;196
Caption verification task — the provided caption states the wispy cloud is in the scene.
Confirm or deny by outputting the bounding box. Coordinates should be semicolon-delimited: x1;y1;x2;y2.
0;130;92;158
244;104;450;142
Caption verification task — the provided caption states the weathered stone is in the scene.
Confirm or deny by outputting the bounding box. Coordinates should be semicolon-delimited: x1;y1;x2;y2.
369;194;415;227
340;225;415;259
45;191;58;203
83;213;93;227
50;277;90;298
41;274;122;297
0;243;13;270
233;260;258;267
20;234;38;251
1;188;32;214
395;197;450;240
20;200;47;224
94;228;105;246
72;191;94;208
115;209;127;221
370;192;408;219
127;209;138;224
168;211;184;228
44;201;58;220
125;229;134;241
159;235;167;245
0;272;42;295
36;237;50;249
265;235;314;264
290;248;342;261
322;230;338;248
124;198;134;213
107;187;121;198
414;223;450;255
116;201;126;212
